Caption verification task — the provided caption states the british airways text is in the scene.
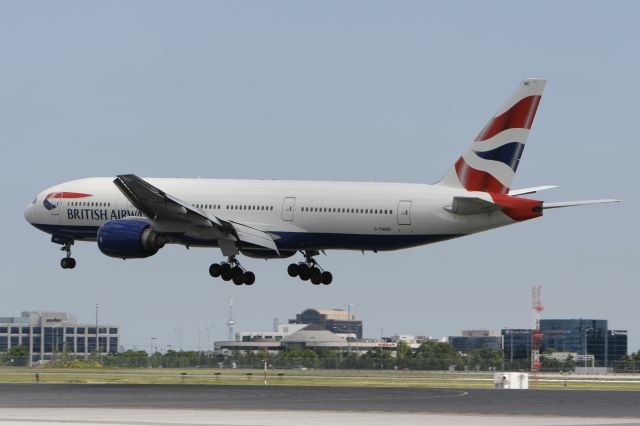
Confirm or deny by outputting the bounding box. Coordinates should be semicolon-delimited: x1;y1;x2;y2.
67;209;143;221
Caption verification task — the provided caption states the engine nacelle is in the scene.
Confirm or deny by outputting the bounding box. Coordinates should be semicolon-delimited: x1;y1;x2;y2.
97;220;166;259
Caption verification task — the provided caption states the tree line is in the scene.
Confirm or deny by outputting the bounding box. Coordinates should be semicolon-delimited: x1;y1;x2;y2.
2;343;638;372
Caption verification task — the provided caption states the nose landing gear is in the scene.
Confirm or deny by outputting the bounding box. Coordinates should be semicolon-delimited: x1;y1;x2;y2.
287;251;333;285
209;256;255;285
60;241;76;269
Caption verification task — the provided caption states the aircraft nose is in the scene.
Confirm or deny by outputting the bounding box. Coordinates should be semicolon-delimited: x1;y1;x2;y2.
24;201;36;224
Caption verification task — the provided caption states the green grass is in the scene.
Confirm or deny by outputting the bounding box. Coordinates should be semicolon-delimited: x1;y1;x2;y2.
1;368;639;391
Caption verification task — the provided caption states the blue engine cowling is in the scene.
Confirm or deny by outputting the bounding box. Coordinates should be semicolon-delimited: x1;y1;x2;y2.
97;220;166;259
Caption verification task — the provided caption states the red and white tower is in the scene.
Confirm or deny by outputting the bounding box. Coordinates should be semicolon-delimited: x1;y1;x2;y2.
531;286;544;375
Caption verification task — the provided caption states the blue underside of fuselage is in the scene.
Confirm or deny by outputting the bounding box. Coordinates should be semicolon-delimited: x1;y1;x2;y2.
32;223;462;251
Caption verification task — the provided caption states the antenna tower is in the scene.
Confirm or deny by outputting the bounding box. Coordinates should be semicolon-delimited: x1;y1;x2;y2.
227;297;236;341
531;286;544;385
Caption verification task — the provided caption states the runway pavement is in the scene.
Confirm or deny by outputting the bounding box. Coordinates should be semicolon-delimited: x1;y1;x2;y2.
0;384;639;418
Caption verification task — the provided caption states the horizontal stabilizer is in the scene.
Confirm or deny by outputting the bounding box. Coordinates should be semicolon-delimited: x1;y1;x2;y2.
445;197;501;215
543;199;621;209
509;185;559;196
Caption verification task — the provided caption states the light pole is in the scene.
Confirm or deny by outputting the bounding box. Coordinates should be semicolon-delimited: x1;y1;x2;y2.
174;328;182;352
95;303;100;354
584;327;594;367
205;326;212;352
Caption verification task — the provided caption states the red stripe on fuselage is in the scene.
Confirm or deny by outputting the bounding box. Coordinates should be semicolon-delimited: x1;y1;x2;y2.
46;192;92;199
475;95;541;141
454;158;508;194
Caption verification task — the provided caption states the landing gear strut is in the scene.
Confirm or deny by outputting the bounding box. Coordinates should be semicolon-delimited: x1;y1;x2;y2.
60;241;76;269
287;251;333;285
209;256;255;286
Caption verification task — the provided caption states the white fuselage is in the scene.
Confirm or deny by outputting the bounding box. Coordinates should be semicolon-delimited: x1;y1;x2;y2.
25;177;517;253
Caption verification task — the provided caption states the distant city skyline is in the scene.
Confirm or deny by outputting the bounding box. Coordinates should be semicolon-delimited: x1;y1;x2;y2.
2;2;637;352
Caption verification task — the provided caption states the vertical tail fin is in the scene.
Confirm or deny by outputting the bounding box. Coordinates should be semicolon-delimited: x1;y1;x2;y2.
437;78;547;194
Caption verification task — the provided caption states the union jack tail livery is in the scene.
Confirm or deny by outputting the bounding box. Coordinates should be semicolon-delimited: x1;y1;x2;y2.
438;78;546;194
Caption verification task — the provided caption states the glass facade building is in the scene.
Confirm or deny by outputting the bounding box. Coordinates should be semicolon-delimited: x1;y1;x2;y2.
448;336;502;353
0;311;119;365
502;329;533;361
500;319;628;367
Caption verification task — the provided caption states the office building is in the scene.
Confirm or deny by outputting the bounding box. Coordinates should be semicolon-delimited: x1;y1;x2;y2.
448;330;502;353
289;308;363;338
501;320;628;367
0;311;119;364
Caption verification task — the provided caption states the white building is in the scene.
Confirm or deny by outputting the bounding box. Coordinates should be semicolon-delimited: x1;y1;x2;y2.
0;311;119;365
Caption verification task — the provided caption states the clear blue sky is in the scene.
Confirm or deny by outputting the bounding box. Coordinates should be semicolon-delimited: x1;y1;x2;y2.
1;1;638;352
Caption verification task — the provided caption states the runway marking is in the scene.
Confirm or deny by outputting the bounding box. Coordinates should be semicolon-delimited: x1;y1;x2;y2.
0;420;220;426
0;390;469;408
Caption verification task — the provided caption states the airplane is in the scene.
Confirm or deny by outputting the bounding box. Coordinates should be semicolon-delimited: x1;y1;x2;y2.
24;78;619;286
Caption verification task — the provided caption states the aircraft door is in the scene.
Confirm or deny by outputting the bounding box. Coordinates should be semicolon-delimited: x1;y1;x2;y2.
397;200;412;225
282;197;296;221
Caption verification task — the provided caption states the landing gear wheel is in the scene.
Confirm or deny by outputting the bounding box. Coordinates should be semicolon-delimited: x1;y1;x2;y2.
298;264;310;281
231;266;244;281
243;271;255;285
59;240;76;269
209;263;222;277
220;263;233;281
211;256;257;285
310;271;322;285
309;266;322;285
287;263;299;277
290;251;334;285
61;257;76;269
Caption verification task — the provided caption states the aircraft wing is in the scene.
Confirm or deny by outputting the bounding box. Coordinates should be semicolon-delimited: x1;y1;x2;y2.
113;174;279;253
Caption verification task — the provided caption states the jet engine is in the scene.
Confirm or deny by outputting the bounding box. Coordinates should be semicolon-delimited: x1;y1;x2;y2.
97;220;166;259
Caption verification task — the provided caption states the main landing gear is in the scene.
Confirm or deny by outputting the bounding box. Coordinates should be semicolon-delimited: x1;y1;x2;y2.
209;256;255;286
287;251;333;285
60;241;76;269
